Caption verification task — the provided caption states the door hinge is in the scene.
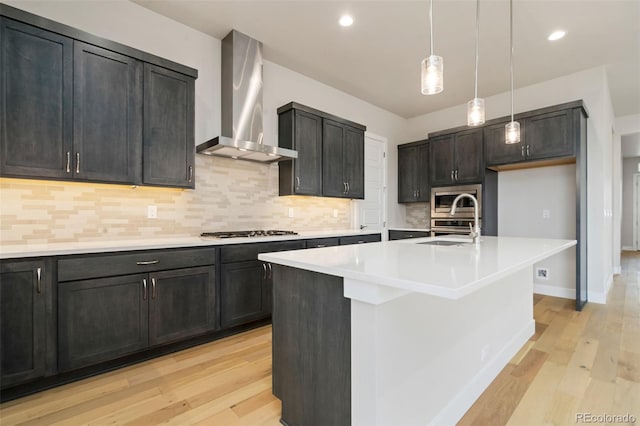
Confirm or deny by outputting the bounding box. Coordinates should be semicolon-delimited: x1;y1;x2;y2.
383;221;387;227
383;152;386;158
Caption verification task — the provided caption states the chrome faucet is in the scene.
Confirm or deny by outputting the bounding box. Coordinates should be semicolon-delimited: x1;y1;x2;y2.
450;193;481;244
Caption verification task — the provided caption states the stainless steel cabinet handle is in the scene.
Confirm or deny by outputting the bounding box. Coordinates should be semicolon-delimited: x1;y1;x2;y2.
455;170;459;181
36;267;42;294
66;152;71;173
262;263;267;279
268;263;273;279
151;278;157;299
316;244;326;248
75;152;80;174
295;177;300;190
521;146;525;157
451;170;454;181
136;260;159;265
417;189;420;198
346;182;350;194
357;240;365;244
526;145;530;156
143;278;147;300
343;182;347;194
188;165;193;183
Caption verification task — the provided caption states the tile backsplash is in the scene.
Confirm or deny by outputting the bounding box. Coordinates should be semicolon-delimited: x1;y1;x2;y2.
405;203;430;229
0;156;352;245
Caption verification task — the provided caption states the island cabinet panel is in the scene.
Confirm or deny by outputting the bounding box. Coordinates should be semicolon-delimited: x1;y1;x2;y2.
73;42;142;184
429;129;483;187
58;274;149;372
0;18;72;179
143;64;195;188
0;260;50;388
397;140;429;203
272;265;350;426
278;109;323;196
149;266;216;346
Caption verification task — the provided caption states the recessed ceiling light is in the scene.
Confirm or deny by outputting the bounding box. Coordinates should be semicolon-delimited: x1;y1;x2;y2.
547;30;566;41
339;15;354;27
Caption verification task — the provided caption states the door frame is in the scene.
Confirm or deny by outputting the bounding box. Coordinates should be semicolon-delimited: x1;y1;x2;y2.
352;132;388;238
634;173;640;250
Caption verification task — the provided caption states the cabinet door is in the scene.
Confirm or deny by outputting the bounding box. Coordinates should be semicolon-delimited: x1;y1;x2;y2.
143;64;195;188
484;121;523;166
148;266;216;346
0;18;72;179
220;260;269;328
454;128;483;184
0;260;46;387
73;42;142;183
397;145;417;202
322;119;347;198
525;109;574;160
293;110;323;196
58;274;148;371
343;125;364;199
416;144;430;201
429;135;455;186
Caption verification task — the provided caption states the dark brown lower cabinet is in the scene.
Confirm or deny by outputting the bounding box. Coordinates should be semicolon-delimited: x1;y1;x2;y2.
58;274;149;372
220;260;271;328
0;260;50;387
58;266;215;371
149;267;215;346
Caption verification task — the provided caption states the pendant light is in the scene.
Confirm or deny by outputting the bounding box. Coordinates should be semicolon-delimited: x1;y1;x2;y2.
421;0;443;95
467;0;485;126
505;0;520;144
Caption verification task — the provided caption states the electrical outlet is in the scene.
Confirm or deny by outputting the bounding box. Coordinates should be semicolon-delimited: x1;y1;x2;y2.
542;209;550;219
147;205;157;219
288;207;294;218
333;209;338;218
536;267;549;280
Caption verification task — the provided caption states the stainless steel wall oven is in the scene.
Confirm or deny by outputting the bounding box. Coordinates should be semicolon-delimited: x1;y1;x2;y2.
430;184;482;236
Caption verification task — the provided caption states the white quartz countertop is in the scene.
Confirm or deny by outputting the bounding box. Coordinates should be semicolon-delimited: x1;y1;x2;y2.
0;230;380;259
258;236;576;299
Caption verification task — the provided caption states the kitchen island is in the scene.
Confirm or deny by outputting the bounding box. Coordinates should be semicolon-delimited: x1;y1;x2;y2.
258;235;576;426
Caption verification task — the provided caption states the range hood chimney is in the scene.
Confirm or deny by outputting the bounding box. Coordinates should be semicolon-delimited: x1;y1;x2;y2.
196;30;297;163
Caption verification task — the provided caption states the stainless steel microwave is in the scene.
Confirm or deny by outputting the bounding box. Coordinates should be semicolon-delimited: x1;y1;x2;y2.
430;184;482;219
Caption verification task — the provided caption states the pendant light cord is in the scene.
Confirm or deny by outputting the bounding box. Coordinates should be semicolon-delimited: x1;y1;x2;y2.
474;0;480;99
510;0;514;122
429;0;434;55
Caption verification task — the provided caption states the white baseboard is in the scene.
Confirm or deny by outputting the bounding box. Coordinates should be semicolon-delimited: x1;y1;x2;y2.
431;320;535;426
604;273;614;296
614;266;621;275
588;291;607;304
622;245;635;251
533;284;575;300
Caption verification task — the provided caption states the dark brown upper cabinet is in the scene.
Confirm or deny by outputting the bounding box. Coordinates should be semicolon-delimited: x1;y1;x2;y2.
143;64;195;189
278;102;366;200
0;5;197;188
73;42;142;184
397;140;430;203
0;18;72;179
278;107;323;196
429;128;483;187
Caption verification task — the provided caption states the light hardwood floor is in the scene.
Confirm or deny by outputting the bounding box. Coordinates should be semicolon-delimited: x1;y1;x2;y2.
2;252;639;425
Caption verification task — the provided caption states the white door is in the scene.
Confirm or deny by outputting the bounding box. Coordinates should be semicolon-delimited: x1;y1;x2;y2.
356;134;387;235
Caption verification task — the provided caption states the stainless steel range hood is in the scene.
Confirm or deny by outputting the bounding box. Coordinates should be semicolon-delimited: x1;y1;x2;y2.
196;30;297;163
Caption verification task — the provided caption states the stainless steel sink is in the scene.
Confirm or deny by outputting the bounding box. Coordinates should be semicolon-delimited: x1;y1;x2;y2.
417;240;469;246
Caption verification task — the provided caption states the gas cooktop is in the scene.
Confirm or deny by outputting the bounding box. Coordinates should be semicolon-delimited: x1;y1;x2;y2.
200;230;298;239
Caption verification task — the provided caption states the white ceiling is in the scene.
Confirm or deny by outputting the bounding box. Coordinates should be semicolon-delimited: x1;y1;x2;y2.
134;0;640;119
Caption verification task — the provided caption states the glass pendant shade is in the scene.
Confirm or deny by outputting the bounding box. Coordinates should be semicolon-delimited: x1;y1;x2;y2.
467;97;485;126
505;121;521;144
421;55;443;95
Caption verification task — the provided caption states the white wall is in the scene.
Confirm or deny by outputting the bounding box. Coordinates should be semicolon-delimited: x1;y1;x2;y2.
402;67;616;303
622;157;640;249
